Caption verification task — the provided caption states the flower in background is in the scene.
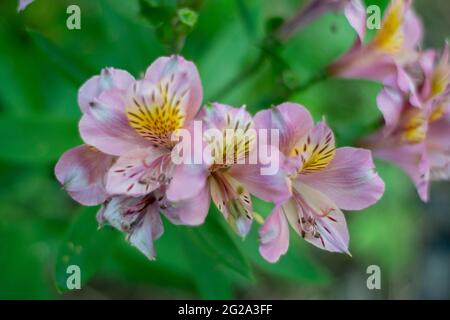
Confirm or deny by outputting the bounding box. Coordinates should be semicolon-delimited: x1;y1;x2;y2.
328;0;423;88
255;103;385;262
18;0;34;11
166;103;292;237
363;45;450;202
56;55;205;258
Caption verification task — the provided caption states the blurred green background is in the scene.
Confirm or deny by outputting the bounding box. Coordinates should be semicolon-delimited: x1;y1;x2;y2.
0;0;449;299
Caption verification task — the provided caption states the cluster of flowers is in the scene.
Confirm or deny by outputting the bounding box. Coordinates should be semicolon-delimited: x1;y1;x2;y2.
54;0;449;263
327;0;450;202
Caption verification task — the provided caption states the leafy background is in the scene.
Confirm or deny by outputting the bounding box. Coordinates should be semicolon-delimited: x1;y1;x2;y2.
0;0;449;299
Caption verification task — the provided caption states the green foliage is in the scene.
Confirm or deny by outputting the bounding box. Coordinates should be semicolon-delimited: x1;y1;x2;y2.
54;206;119;292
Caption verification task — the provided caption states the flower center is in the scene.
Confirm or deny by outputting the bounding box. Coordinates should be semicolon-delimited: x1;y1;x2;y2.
206;112;255;171
126;81;185;149
290;127;335;174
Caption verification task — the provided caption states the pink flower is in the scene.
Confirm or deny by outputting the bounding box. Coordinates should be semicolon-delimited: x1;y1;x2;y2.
79;56;202;198
55;55;204;258
328;0;423;86
18;0;34;11
255;103;385;262
363;45;450;202
166;103;292;237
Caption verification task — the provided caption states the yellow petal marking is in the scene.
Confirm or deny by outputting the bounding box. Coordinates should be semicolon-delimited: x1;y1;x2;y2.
126;81;185;148
373;0;405;54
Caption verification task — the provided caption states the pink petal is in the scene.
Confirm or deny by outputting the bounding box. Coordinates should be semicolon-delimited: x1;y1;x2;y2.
375;143;430;202
55;145;114;206
254;103;313;155
144;55;203;122
344;0;366;43
228;146;291;205
164;185;211;226
299;147;385;210
209;173;253;237
78;68;134;113
403;3;423;50
377;87;404;135
79;88;152;156
331;50;398;83
165;163;209;202
203;103;253;131
259;205;290;263
285;184;350;253
128;207;164;260
99;195;163;259
106;147;170;197
428;117;450;180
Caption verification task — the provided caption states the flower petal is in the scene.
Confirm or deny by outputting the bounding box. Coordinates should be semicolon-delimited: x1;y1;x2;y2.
78;68;134;113
254;103;313;156
209;173;253;237
299;147;385;210
79;89;152;156
166;163;209;201
144;55;203;123
374;143;430;202
106;147;170;197
377;87;404;135
164;185;211;226
344;0;366;43
228;145;291;205
285;185;350;253
259;205;290;263
98;195;163;260
295;121;336;174
55;145;114;206
127;206;164;260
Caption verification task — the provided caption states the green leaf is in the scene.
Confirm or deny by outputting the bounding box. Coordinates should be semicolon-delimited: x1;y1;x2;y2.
54;206;119;293
27;31;93;87
189;207;254;280
0;115;80;165
234;0;257;38
182;230;234;299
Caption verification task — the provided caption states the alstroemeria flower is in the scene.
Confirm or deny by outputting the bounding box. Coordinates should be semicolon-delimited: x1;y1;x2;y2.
328;0;423;88
56;56;205;258
363;45;450;202
166;103;292;237
79;55;202;199
18;0;34;11
277;0;366;41
255;103;385;262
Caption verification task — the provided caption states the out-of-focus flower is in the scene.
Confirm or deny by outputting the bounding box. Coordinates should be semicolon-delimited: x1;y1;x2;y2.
277;0;366;41
56;55;204;258
18;0;34;11
255;103;385;262
363;45;450;202
166;103;292;237
328;0;423;87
